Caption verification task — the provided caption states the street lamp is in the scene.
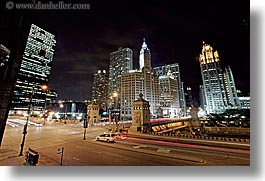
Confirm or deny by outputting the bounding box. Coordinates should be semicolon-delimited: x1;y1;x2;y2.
60;103;68;124
123;99;127;128
59;103;64;123
113;92;118;131
19;87;34;156
41;85;48;125
108;97;112;131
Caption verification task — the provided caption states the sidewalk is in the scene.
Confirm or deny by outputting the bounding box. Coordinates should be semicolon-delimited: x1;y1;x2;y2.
0;148;26;166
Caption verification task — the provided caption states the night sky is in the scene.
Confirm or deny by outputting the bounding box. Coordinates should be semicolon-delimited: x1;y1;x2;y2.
3;0;250;102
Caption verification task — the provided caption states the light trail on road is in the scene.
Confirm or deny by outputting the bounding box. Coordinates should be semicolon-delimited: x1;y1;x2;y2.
121;136;250;155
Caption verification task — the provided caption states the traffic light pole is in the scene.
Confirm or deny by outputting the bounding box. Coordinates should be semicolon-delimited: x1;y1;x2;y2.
83;128;87;140
83;116;88;140
19;88;33;156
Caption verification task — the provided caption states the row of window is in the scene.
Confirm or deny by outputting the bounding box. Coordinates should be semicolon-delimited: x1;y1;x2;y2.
133;107;149;110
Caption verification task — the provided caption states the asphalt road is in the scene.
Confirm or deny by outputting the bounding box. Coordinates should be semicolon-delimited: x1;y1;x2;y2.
0;119;250;166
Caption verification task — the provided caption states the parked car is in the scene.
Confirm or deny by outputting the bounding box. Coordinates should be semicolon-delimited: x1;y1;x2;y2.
96;133;116;143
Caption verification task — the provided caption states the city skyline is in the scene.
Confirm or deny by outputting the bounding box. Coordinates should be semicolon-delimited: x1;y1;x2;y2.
2;0;250;101
0;0;252;169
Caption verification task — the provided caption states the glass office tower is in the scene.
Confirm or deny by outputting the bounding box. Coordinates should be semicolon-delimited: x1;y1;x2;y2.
11;24;56;113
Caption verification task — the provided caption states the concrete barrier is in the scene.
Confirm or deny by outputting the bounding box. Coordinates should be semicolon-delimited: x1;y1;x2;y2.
149;132;250;144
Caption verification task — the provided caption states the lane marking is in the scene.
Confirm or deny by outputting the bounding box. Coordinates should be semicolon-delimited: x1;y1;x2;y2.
133;145;147;149
157;148;170;154
72;157;80;160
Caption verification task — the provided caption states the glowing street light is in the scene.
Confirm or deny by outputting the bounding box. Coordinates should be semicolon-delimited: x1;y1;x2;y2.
41;85;48;91
41;84;48;125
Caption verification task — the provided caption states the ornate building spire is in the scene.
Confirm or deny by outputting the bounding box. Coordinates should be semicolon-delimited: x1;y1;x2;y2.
142;38;148;50
139;38;151;70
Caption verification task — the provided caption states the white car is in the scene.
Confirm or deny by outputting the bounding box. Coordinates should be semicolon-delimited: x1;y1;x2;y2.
96;133;116;143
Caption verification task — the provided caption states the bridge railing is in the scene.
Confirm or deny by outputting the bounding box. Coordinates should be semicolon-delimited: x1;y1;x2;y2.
148;131;250;144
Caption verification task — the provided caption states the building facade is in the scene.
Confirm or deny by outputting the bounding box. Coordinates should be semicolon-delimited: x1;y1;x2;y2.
159;74;179;117
0;44;10;81
87;102;99;125
185;86;193;108
199;42;227;114
108;47;133;109
153;63;186;116
238;97;250;109
10;24;56;113
121;70;160;119
223;66;241;108
92;70;108;111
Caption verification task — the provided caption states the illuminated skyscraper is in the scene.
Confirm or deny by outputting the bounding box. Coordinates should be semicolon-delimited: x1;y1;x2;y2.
223;66;241;108
11;24;56;113
139;38;151;71
92;70;108;111
153;63;186;116
121;39;160;118
199;42;227;114
108;47;133;108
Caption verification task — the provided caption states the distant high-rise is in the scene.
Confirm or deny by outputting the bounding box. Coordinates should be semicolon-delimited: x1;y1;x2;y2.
159;73;179;117
199;42;227;114
199;85;206;111
153;63;185;116
238;96;250;109
185;86;193;108
92;70;108;111
11;24;56;112
108;47;133;108
223;66;241;108
121;39;160;118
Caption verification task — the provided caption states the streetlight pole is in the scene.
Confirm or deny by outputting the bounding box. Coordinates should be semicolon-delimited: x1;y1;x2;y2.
64;103;68;124
59;103;64;123
123;99;127;128
19;87;34;156
113;92;118;132
41;85;48;125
